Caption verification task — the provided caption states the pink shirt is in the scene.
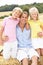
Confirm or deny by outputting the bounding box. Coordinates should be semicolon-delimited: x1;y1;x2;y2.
2;16;19;42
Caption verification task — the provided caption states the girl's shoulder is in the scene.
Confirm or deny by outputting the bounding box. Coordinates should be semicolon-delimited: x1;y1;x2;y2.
3;16;11;21
28;20;34;24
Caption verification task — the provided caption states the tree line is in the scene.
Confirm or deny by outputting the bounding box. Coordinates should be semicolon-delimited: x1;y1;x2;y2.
0;3;43;13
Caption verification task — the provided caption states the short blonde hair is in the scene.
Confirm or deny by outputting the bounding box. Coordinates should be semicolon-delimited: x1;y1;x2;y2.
13;7;23;13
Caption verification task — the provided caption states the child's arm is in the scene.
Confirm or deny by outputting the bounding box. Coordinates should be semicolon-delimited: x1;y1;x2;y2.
0;26;9;43
25;23;30;30
37;32;43;37
0;18;9;44
2;35;9;42
40;21;43;30
37;21;43;37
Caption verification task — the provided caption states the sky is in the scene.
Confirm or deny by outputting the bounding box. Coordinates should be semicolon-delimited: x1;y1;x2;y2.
0;0;43;6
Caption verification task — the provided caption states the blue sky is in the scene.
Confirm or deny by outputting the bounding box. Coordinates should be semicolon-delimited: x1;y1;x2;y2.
0;0;43;6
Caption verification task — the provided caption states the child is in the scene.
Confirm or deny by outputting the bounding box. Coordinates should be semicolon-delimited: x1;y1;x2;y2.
0;7;22;59
28;7;43;56
16;11;39;65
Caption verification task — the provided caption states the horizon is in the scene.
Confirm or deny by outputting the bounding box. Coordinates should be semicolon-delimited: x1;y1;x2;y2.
0;0;43;6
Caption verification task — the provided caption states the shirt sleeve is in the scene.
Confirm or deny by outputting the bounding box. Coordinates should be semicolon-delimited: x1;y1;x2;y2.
2;17;7;27
40;21;43;26
16;18;20;25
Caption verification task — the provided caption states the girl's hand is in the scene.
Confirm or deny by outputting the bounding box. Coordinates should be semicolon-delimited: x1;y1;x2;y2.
37;32;42;37
0;40;3;45
2;36;9;42
25;23;30;30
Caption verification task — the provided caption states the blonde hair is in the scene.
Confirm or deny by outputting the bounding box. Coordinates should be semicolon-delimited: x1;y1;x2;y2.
13;7;23;13
29;7;39;20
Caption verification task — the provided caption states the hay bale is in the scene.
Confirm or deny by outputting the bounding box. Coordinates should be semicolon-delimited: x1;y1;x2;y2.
40;56;43;65
0;56;21;65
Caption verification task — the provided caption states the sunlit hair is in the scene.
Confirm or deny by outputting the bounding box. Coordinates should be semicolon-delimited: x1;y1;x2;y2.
21;11;29;17
29;7;39;20
12;7;23;13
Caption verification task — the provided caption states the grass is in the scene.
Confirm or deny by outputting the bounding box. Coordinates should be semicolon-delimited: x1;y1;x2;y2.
0;56;20;65
0;11;12;17
0;11;12;22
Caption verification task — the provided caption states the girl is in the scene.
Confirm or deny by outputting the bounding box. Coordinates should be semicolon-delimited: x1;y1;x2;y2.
0;7;22;59
28;7;43;56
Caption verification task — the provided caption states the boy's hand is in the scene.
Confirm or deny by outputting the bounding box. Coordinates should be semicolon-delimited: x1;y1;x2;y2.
2;36;9;42
37;32;42;37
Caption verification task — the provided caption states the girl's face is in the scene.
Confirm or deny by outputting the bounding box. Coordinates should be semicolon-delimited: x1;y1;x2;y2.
12;10;22;19
30;11;38;20
20;13;28;25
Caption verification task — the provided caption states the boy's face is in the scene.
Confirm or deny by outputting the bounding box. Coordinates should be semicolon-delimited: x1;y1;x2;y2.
12;10;21;19
30;11;38;20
